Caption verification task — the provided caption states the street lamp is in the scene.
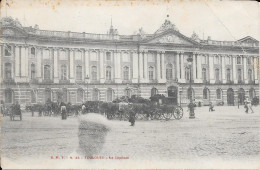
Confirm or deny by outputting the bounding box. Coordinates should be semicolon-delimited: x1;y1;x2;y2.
187;56;195;119
85;75;89;101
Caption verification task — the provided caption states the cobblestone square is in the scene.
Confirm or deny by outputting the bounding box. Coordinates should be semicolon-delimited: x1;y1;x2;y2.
1;106;260;168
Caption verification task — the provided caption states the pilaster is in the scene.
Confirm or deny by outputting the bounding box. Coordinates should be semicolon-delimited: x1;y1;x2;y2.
132;50;139;83
69;49;75;83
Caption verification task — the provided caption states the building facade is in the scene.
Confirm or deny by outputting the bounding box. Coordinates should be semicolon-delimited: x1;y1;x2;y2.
0;17;259;106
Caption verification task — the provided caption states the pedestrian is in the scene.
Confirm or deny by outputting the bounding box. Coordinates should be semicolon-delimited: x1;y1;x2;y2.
209;102;215;112
60;102;67;120
246;97;254;113
129;110;136;126
244;99;248;113
237;98;240;109
81;104;86;115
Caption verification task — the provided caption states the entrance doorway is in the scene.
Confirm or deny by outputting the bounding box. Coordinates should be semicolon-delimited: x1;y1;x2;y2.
227;88;234;106
238;88;245;104
167;86;178;105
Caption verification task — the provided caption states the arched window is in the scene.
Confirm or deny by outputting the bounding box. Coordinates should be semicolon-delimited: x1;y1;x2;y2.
122;52;130;62
215;68;220;82
31;63;36;79
5;63;12;79
151;87;158;97
202;55;207;64
226;68;231;81
237;69;242;82
5;45;12;56
187;88;194;100
148;66;154;80
62;88;68;103
31;90;37;103
214;55;220;64
90;51;97;61
5;89;13;103
76;65;82;80
43;49;50;59
59;50;67;60
247;57;252;65
216;89;222;99
125;89;132;98
31;47;35;56
166;64;173;80
77;89;84;103
44;65;51;80
202;68;207;81
203;88;210;99
249;88;255;99
123;66;129;80
248;69;253;82
106;66;112;80
185;67;190;81
45;88;52;102
106;52;111;61
92;89;100;101
237;56;242;64
91;66;97;80
61;65;67;80
226;56;231;65
75;51;82;60
106;88;114;102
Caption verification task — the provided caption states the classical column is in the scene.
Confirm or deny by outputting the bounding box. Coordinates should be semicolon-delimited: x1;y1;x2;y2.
69;49;75;83
243;55;248;84
0;45;2;82
53;48;59;83
197;53;202;83
115;50;121;83
37;47;42;82
132;50;139;83
209;54;215;84
139;50;144;83
156;51;161;82
21;46;26;77
232;55;237;83
176;52;180;81
161;51;166;82
84;49;89;82
253;56;259;83
99;50;105;83
15;45;20;77
25;46;29;79
143;50;148;83
221;55;226;83
192;53;197;82
180;52;185;83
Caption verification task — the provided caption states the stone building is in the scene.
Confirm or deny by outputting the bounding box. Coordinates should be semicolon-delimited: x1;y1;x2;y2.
0;16;259;106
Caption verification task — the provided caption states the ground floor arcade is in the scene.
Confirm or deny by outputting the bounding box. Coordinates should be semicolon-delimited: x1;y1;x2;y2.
0;83;258;107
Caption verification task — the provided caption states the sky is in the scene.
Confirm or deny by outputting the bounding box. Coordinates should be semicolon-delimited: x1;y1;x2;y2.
1;0;259;41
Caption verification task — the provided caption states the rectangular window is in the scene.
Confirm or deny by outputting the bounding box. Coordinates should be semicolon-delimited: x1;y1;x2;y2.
106;52;111;61
90;52;98;61
76;66;82;80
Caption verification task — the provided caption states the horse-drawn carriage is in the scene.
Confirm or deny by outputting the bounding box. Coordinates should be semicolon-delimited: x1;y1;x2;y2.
103;95;184;121
10;104;22;121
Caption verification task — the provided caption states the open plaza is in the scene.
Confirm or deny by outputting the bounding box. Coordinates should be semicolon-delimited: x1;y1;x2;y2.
1;105;260;169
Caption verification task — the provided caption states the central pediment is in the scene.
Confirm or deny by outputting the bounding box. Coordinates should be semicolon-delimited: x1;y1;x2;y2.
143;30;200;46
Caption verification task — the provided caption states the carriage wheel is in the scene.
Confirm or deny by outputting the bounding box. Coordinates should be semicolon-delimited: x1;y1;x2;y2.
154;111;162;120
163;112;172;120
173;107;184;120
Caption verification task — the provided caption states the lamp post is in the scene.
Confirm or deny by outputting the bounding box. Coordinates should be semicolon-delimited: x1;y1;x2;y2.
187;56;195;119
85;75;89;101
